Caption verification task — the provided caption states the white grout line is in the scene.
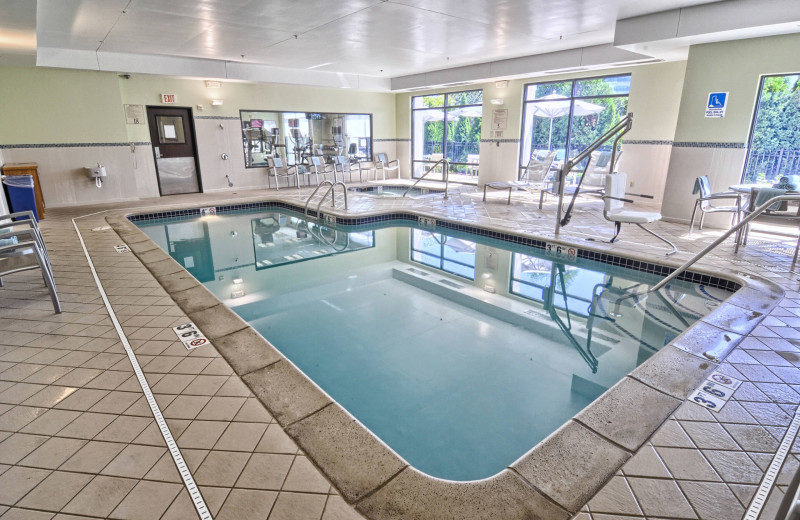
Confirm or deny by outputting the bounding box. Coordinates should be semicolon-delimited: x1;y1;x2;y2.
743;406;800;519
71;218;212;520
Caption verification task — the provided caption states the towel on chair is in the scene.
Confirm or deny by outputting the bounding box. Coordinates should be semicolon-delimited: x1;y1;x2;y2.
753;187;786;211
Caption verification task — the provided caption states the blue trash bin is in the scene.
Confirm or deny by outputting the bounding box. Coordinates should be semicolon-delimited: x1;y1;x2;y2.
3;175;38;221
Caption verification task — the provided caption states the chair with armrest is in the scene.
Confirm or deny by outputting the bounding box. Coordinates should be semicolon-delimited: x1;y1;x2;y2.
0;225;61;313
599;173;677;255
267;157;299;190
482;150;556;204
689;175;742;232
310;157;335;184
334;156;361;183
375;153;400;180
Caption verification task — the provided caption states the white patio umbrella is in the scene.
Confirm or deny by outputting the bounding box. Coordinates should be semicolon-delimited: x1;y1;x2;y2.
531;93;605;149
448;106;483;118
419;109;445;122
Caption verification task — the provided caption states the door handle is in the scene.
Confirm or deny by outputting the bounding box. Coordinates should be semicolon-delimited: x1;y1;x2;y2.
154;146;161;158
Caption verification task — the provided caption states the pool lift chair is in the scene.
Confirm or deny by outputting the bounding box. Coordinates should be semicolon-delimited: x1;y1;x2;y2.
596;173;678;256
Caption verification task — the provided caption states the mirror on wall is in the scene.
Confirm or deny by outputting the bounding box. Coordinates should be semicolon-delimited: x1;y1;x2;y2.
240;110;373;168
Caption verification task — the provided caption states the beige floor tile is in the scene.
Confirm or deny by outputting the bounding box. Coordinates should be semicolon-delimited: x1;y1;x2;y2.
237;453;295;490
55;412;116;440
268;491;327;520
177;420;229;449
18;437;87;470
87;391;140;415
52;389;109;412
234;398;274;423
0;433;49;465
655;447;722;482
214;422;268;452
17;470;93;512
21;387;78;409
62;475;138;517
194;450;250;487
0;508;55;519
100;444;165;478
19;410;81;437
183;375;229;396
0;465;51;505
321;495;365;520
196;396;247;421
216;488;278;520
282;456;331;494
0;406;48;432
60;440;127;474
162;395;212;420
627;477;697;519
94;416;152;443
159;489;201;520
108;479;183;520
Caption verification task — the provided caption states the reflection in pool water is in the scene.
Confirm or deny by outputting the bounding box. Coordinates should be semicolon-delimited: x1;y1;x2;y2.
137;209;731;480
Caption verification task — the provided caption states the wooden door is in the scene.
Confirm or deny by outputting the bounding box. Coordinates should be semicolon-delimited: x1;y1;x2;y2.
147;106;202;195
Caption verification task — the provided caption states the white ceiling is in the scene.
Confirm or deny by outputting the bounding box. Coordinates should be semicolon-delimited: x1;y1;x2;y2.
1;0;799;90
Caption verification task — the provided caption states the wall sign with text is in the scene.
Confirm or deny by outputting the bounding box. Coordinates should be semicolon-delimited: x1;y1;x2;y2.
705;92;728;118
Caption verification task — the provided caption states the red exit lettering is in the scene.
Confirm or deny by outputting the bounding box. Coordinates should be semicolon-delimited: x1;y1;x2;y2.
161;94;176;104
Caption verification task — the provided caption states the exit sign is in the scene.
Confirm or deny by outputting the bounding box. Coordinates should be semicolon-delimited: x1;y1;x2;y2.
161;94;176;104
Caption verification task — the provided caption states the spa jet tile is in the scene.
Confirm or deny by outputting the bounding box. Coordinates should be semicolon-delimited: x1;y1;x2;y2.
187;304;249;341
511;420;630;513
213;327;283;376
701;302;766;336
241;360;332;426
157;271;203;294
671;321;744;362
629;345;718;400
356;466;570;520
575;377;681;453
169;285;221;315
285;403;407;503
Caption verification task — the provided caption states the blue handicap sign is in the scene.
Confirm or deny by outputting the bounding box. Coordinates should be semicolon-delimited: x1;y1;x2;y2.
708;92;727;109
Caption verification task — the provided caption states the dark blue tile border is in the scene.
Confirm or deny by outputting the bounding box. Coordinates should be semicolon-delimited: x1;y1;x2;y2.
127;202;741;293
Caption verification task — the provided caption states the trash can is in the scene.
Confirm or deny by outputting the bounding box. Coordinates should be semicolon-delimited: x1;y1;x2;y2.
2;175;38;221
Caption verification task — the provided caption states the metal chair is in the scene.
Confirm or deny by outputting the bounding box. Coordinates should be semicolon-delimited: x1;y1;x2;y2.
0;222;61;313
375;153;400;180
689;175;741;232
333;156;361;183
483;151;556;204
267;157;299;190
600;173;677;255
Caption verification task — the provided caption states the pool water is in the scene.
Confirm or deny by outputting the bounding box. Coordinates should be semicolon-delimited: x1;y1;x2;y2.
136;208;732;481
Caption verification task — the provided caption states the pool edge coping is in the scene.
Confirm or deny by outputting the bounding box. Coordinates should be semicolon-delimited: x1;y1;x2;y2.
103;200;783;520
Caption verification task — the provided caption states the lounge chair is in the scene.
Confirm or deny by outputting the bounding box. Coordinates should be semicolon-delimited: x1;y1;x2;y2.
482;150;557;204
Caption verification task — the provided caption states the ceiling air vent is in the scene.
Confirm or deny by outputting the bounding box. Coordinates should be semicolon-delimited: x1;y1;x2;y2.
543;67;590;75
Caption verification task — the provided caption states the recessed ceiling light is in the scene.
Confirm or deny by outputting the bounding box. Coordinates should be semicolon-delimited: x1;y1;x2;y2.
307;62;332;70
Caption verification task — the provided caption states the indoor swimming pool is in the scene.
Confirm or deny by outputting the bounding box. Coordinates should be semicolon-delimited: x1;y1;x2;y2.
134;206;735;481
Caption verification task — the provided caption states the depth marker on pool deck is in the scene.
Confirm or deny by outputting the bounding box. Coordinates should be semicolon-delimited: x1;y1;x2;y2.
73;219;212;520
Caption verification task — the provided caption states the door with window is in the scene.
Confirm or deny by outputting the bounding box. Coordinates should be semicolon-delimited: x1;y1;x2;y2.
147;106;202;195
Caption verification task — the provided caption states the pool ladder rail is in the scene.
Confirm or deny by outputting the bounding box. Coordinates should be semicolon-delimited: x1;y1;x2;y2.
304;180;348;221
650;193;800;293
402;158;449;199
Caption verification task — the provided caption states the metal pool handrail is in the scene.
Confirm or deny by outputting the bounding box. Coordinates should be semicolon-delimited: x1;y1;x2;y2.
649;193;800;293
304;180;348;219
402;158;449;199
556;112;634;234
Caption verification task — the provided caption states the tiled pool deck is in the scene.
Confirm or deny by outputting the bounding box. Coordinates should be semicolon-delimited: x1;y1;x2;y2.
1;182;800;519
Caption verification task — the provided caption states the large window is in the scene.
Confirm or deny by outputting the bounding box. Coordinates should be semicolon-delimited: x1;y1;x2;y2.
742;74;800;183
410;229;476;279
411;90;483;184
519;75;630;179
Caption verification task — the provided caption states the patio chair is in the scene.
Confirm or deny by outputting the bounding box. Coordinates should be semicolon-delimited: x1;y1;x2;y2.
310;157;335;184
0;226;61;313
482;151;556;204
539;151;614;209
333;156;361;183
689;175;741;232
375;153;400;180
267;157;300;190
598;173;677;255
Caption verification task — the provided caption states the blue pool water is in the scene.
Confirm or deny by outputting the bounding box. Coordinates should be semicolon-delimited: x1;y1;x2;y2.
136;208;732;481
347;185;443;198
